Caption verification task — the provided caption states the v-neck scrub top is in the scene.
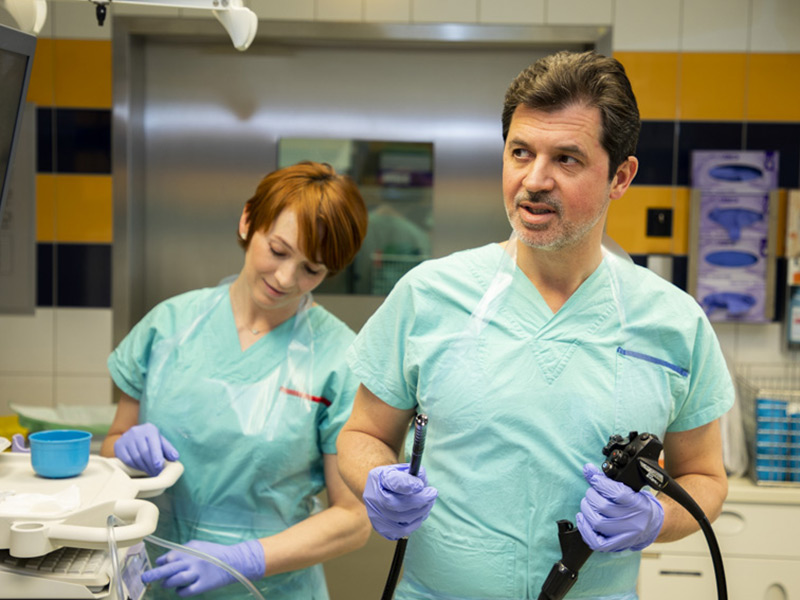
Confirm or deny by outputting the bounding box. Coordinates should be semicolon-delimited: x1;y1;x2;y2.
108;283;360;600
346;243;734;600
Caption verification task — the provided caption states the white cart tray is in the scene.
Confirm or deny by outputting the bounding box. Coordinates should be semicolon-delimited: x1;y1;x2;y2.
0;454;183;557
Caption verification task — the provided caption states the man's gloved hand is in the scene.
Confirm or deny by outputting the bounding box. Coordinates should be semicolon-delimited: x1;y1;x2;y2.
575;463;664;552
114;423;179;477
363;463;438;541
141;539;265;598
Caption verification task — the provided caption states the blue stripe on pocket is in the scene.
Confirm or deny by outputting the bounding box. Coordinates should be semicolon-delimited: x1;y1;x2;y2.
616;347;689;377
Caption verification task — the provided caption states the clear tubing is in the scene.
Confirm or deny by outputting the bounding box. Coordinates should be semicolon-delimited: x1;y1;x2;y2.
144;534;266;600
106;515;125;600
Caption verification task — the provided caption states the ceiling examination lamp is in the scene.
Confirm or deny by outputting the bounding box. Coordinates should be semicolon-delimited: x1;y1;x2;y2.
90;0;258;51
0;0;48;35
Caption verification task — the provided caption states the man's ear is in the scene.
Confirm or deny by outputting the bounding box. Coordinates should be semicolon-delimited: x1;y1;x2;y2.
609;156;639;200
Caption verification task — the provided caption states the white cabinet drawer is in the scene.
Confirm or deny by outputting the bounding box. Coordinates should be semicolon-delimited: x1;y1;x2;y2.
639;554;800;599
649;502;800;559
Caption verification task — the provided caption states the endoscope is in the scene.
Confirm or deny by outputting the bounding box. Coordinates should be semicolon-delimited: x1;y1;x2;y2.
381;413;429;600
538;431;727;600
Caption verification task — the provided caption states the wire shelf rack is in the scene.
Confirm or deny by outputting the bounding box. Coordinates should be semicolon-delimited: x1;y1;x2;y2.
736;362;800;486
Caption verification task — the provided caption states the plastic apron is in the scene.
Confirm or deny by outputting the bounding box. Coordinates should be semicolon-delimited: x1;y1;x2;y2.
397;233;685;600
139;285;329;600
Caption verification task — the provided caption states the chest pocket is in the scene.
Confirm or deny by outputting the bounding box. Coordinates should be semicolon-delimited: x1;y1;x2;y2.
614;346;688;438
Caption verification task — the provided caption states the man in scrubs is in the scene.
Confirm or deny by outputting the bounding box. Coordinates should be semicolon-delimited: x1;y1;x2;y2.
337;51;733;599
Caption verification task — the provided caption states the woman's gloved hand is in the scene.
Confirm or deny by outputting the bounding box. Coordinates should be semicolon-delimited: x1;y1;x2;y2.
575;463;664;552
363;463;438;541
114;423;179;477
141;539;265;597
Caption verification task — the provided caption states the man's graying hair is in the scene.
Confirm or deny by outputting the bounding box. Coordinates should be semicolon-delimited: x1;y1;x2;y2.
502;50;641;180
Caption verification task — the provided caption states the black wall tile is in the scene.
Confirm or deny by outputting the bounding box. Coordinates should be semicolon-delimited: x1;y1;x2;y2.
672;255;688;291
52;109;111;174
36;108;53;173
746;123;800;189
36;243;54;306
55;243;111;307
636;121;676;185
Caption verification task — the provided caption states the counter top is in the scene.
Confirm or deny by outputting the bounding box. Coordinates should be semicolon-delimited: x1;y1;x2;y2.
727;475;800;504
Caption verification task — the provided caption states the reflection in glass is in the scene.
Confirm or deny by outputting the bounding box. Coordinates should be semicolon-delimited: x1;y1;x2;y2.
278;138;433;295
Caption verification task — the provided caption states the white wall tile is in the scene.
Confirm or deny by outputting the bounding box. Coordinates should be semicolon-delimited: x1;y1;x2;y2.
365;0;410;22
613;0;680;51
412;0;478;24
48;0;111;39
729;322;792;365
711;321;738;363
681;0;749;52
318;0;363;22
750;0;800;53
479;0;544;25
55;308;112;374
248;0;314;21
0;309;54;373
0;375;54;415
55;375;113;406
547;0;611;25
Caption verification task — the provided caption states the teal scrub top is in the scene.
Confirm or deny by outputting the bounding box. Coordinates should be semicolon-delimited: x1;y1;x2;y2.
347;244;734;600
108;283;359;600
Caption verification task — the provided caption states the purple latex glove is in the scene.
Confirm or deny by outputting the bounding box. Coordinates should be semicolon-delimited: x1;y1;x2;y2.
363;463;438;541
11;433;29;453
141;539;265;598
576;463;664;552
114;423;179;477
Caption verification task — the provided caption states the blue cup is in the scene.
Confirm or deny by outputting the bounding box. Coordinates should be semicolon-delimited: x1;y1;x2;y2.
29;430;92;478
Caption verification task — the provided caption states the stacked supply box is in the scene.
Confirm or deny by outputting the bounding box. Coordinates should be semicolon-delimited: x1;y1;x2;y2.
689;150;779;322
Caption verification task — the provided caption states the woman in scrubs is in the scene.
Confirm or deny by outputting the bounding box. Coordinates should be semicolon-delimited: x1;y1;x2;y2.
100;161;371;599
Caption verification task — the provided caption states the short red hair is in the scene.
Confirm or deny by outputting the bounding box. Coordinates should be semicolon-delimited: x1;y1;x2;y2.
239;162;368;276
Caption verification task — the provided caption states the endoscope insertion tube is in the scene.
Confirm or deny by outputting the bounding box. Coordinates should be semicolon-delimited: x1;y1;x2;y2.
380;413;429;600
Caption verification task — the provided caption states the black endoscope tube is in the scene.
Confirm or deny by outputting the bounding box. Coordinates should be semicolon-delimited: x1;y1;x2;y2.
380;414;428;600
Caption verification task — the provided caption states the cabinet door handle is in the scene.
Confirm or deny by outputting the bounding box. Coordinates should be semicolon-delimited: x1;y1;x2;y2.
715;509;746;535
658;570;703;577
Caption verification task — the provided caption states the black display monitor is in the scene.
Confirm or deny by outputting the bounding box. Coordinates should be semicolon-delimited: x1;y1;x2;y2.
0;21;36;225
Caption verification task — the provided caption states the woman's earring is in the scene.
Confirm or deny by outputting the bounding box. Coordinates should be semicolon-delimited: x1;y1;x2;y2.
240;231;247;240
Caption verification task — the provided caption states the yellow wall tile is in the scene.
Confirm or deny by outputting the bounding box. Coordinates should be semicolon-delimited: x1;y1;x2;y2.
747;54;800;122
28;39;112;109
26;38;55;106
607;185;690;255
679;53;747;121
613;52;679;120
35;174;112;243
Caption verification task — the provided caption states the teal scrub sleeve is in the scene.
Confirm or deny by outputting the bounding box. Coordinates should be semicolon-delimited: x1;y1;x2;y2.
667;312;734;432
107;306;168;400
316;358;360;455
346;275;421;412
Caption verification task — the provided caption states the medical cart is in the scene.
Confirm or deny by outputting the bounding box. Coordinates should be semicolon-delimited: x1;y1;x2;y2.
0;452;183;599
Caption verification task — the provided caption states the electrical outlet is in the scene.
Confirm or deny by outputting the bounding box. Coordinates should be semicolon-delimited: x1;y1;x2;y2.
646;208;673;238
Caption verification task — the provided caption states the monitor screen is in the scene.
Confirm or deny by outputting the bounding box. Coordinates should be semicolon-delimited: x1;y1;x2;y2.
0;21;36;225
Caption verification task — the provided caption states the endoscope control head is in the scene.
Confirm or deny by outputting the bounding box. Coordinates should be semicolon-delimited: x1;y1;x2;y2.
601;431;663;492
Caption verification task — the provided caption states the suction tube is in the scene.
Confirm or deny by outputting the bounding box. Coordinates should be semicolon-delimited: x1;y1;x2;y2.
144;534;266;600
104;514;265;600
538;432;727;600
380;413;429;600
